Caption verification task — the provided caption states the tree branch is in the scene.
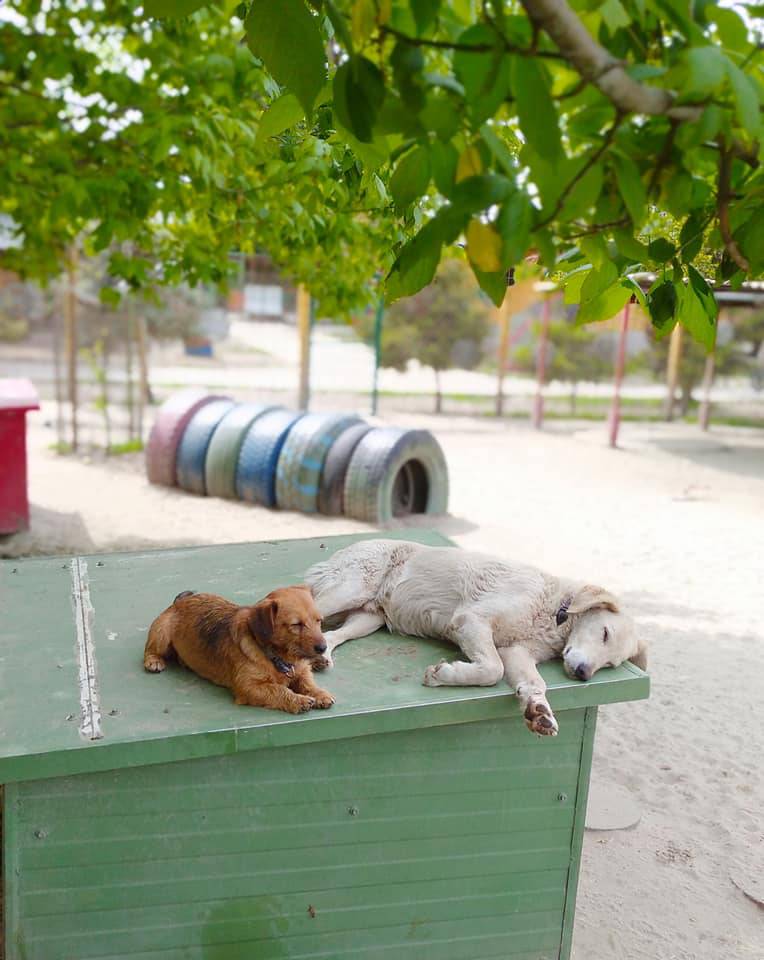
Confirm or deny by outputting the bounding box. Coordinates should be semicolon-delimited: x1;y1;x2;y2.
518;0;702;121
717;143;750;273
381;24;564;59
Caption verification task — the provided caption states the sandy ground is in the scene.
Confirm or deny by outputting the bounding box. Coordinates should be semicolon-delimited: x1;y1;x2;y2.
2;408;763;959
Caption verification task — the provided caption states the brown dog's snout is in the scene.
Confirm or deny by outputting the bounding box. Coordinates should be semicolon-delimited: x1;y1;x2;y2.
313;640;327;654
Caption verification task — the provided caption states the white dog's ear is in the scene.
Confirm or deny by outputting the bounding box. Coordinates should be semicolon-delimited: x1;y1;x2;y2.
629;638;648;672
566;585;620;616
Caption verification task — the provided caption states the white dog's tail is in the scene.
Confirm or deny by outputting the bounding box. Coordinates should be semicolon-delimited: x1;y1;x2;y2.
306;539;418;618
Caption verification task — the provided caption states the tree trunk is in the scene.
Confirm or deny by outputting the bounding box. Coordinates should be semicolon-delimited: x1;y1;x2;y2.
135;313;151;440
434;369;442;414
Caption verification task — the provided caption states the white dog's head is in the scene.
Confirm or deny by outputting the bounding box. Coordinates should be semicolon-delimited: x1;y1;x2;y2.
558;585;647;681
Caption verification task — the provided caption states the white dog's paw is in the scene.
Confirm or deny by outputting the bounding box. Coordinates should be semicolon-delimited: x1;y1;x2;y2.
423;660;451;686
523;699;559;737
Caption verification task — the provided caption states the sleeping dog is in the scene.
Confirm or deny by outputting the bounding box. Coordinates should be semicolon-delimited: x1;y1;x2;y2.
144;586;334;714
306;539;646;735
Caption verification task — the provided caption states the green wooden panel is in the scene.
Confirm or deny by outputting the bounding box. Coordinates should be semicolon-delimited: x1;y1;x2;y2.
0;532;648;784
8;714;585;960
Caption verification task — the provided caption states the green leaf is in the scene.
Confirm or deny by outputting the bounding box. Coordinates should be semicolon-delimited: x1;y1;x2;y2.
713;8;749;52
576;280;631;325
453;26;512;124
411;0;440;34
682;45;727;99
333;56;385;143
351;0;377;47
679;212;706;264
612;153;647;227
497;191;533;267
389;146;431;211
99;287;121;307
725;63;761;137
677;267;717;350
386;220;442;301
736;207;764;273
479;123;518;176
472;267;507;307
563;267;590;305
613;229;649;263
648;279;677;338
420;94;460;140
599;0;631;32
255;93;305;146
512;58;562;160
430;141;458;194
648;237;676;264
144;0;207;16
450;174;513;212
580;259;618;304
246;0;325;116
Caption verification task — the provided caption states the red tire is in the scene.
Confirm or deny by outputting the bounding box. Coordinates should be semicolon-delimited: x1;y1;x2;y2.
145;390;228;487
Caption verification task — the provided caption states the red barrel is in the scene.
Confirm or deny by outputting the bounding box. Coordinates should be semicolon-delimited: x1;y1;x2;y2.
0;378;40;533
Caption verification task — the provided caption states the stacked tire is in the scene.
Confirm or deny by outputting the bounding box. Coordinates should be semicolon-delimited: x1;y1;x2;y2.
146;392;449;524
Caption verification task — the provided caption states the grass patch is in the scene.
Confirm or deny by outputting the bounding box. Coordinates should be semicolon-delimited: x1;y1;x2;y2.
108;439;144;455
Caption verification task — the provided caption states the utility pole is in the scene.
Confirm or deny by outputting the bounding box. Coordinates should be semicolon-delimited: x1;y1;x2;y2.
495;268;515;416
664;324;683;421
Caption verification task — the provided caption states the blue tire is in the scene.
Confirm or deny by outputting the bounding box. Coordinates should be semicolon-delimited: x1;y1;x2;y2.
275;413;364;514
343;427;449;523
235;409;305;507
175;399;235;495
204;403;280;499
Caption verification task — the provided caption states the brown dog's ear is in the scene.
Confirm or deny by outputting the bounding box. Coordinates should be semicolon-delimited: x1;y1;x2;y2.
249;599;278;641
566;585;620;616
629;638;648;672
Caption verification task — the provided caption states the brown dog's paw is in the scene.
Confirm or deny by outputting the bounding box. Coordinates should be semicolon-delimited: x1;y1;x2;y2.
144;655;166;673
286;694;316;714
310;690;335;709
310;654;333;672
524;699;559;737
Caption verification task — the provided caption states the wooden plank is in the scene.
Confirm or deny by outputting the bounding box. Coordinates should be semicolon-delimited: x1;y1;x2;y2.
0;532;648;783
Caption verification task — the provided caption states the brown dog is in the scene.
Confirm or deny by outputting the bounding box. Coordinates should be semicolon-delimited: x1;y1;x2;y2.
143;586;334;714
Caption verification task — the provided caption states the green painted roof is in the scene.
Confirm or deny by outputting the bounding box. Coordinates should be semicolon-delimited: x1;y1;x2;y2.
0;531;648;783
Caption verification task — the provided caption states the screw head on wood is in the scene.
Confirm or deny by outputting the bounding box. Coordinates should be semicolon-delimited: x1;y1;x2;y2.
558;792;568;802
348;806;359;816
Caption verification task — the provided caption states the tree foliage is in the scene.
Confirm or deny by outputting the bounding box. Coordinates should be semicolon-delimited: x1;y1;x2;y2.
356;257;492;410
150;0;761;350
0;0;400;317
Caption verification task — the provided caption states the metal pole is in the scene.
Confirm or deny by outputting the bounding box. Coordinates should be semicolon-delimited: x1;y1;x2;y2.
699;350;715;431
532;296;551;430
297;284;311;411
64;244;79;452
608;300;631;448
371;295;384;416
664;324;683;421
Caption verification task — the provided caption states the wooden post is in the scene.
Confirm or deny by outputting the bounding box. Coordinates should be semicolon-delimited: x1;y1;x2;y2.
608;301;631;448
125;300;135;443
699;350;715;431
371;295;384;417
495;287;512;416
532;296;551;430
664;324;683;421
135;313;150;442
63;245;79;452
297;285;311;411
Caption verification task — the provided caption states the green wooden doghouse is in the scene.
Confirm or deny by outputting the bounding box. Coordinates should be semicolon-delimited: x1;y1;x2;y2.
1;532;648;960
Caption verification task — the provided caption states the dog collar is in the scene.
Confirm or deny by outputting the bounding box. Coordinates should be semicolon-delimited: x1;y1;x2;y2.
556;595;573;626
269;654;295;678
255;639;295;677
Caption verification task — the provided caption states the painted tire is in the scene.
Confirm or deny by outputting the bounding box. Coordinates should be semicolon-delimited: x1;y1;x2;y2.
175;399;235;495
343;427;449;523
146;390;218;487
317;422;374;516
275;413;364;514
204;402;280;499
235;409;305;507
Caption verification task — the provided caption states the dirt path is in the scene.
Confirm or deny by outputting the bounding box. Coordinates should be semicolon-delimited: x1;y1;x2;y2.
3;409;763;959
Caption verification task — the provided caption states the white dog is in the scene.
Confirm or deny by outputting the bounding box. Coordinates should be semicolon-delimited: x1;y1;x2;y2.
306;539;647;736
